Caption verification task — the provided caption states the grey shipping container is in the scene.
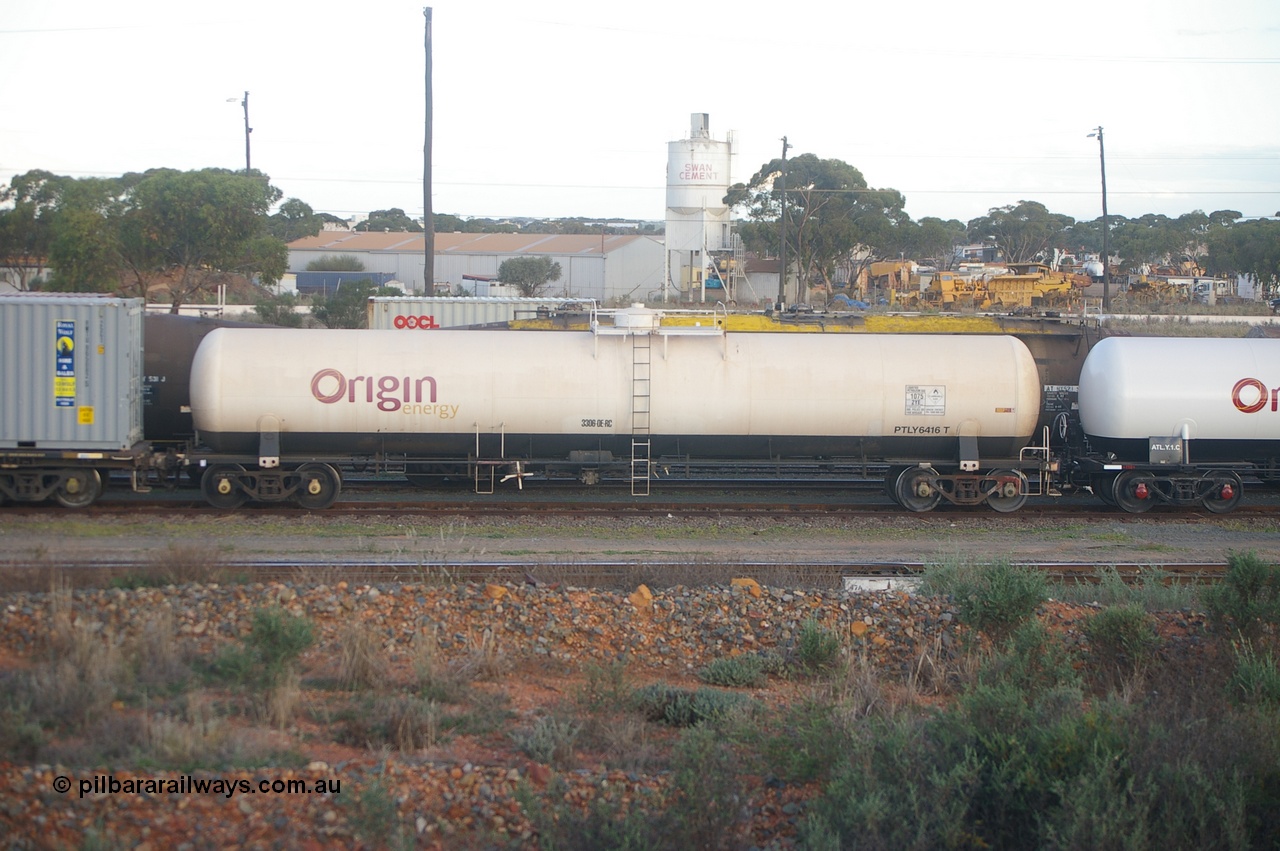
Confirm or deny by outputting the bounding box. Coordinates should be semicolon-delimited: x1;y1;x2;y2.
0;295;145;450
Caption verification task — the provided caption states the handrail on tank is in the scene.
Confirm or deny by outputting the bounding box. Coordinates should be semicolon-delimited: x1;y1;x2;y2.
1019;426;1059;497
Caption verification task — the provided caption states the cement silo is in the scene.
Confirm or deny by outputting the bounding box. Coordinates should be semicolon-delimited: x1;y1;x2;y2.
665;113;745;302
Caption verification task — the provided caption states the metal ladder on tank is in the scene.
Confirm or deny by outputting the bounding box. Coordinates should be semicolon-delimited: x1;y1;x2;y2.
631;331;652;496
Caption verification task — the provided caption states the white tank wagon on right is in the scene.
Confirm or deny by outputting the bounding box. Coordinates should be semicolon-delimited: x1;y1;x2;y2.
1063;336;1280;512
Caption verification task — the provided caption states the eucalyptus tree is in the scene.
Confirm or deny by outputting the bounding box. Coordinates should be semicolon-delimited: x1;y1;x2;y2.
266;198;327;243
725;154;911;298
1204;217;1280;298
966;201;1074;264
123;167;285;311
909;217;969;269
357;208;422;232
0;169;68;290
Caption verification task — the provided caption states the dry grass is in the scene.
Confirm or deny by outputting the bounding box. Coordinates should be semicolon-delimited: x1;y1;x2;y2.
337;622;390;691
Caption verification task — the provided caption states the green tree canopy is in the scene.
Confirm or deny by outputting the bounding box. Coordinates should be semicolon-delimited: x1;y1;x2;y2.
726;154;915;299
0;169;72;290
311;280;401;328
908;217;969;269
357;208;422;232
1205;218;1280;297
966;201;1074;263
498;255;562;297
124;168;285;311
305;254;365;272
267;198;326;243
253;291;305;327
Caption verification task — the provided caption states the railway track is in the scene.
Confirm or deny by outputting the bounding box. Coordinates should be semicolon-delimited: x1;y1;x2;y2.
20;496;1279;522
0;556;1233;590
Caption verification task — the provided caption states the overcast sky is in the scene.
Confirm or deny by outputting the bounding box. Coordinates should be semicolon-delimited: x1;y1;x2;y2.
2;0;1278;226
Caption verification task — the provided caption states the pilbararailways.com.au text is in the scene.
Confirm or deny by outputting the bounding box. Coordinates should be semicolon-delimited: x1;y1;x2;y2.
53;773;342;799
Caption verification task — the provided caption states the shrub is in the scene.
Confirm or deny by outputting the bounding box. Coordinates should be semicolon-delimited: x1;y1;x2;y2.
574;659;631;712
977;620;1080;697
1227;643;1280;706
517;778;664;851
631;684;752;727
796;618;841;672
517;725;748;851
1084;604;1162;682
339;694;443;752
697;654;767;688
949;561;1048;644
1202;551;1280;643
345;776;408;848
758;697;847;784
799;713;980;851
511;713;581;768
213;607;314;692
661;724;750;849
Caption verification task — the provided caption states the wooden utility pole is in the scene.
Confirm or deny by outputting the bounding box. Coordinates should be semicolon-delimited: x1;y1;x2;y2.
1089;126;1109;310
777;136;790;308
423;8;435;294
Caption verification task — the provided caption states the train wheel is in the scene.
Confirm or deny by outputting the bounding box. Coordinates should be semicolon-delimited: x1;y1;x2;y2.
295;463;341;510
1200;470;1243;514
895;466;941;513
985;469;1027;513
1112;470;1156;514
53;469;102;509
1091;475;1118;507
201;464;247;509
883;466;907;506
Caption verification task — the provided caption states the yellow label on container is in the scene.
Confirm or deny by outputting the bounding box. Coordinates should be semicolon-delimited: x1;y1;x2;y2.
77;407;95;425
54;377;76;397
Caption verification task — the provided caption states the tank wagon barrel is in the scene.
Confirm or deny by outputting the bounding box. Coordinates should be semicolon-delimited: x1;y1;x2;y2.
187;310;1046;510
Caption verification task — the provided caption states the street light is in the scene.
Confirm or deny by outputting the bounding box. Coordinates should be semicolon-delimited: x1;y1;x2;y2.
1087;126;1109;309
227;91;251;174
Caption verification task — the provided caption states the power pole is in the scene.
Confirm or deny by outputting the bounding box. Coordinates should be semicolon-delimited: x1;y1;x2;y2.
777;136;790;308
423;7;435;295
240;91;251;174
1088;126;1109;310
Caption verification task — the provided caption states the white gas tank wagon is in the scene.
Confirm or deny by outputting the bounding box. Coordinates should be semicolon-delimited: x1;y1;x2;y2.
189;319;1044;511
1070;336;1280;513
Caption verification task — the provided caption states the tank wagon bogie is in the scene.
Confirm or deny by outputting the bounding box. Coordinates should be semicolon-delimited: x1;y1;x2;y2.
1065;336;1280;513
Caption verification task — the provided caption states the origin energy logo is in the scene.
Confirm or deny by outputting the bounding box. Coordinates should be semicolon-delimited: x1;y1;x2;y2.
311;368;438;413
1232;378;1279;414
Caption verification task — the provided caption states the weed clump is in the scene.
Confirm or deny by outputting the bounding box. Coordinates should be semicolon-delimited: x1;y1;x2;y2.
926;560;1047;643
1202;551;1280;643
697;654;768;688
632;684;753;727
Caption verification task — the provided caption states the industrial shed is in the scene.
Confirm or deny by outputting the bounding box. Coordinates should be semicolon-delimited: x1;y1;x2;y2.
287;231;665;303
